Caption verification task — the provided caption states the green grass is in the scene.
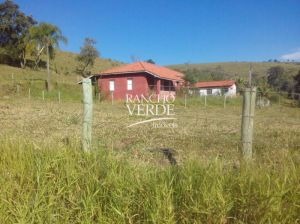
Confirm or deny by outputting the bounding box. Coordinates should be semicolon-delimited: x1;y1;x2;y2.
1;59;300;222
0;137;299;223
1;97;300;223
0;50;122;98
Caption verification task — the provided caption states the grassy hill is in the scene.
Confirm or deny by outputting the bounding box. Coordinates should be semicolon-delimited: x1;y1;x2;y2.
0;51;122;84
0;51;122;100
169;61;300;80
52;51;122;76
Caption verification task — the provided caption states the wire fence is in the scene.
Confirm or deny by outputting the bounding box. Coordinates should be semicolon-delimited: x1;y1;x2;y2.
1;75;299;159
1;74;300;107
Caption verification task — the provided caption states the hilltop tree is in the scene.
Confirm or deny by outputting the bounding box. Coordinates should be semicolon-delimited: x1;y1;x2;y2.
145;59;155;64
29;23;67;91
0;0;36;66
76;38;99;77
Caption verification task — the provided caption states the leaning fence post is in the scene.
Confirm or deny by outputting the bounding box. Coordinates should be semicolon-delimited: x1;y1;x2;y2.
82;78;93;152
241;87;256;160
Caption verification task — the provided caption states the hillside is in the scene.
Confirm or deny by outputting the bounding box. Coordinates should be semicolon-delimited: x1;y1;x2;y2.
52;51;123;76
0;51;122;84
0;51;122;99
169;61;300;80
2;55;300;100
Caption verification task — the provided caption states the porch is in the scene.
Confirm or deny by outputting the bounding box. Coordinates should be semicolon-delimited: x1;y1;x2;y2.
147;77;178;96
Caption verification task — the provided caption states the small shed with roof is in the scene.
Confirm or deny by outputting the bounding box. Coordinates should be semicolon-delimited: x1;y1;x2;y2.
94;62;185;100
193;80;236;96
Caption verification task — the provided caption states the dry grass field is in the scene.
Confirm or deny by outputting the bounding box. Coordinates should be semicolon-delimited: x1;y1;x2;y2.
1;97;299;163
1;56;300;223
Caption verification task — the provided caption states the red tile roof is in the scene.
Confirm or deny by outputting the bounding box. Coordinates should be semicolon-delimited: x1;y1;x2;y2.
194;80;235;88
99;62;184;81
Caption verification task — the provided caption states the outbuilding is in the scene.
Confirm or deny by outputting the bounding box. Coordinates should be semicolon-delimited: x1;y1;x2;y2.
193;80;236;96
95;62;184;100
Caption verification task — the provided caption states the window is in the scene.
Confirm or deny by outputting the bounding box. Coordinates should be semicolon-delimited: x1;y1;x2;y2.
207;89;212;95
127;79;133;90
109;80;115;91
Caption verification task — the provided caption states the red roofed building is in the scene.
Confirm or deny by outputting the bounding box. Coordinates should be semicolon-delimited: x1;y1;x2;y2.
95;62;185;100
193;80;236;96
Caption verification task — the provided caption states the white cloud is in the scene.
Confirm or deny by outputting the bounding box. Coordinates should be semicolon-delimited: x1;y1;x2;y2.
280;49;300;61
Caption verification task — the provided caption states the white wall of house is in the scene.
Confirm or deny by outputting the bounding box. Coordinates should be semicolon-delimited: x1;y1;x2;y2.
199;89;207;96
198;84;236;96
226;84;236;96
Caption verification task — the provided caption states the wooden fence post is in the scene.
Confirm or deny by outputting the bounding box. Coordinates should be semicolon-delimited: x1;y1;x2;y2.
98;92;100;102
58;91;61;103
111;92;114;105
223;95;227;108
42;90;45;101
82;78;93;152
184;94;187;108
241;87;256;160
204;95;207;107
16;84;20;95
28;88;31;100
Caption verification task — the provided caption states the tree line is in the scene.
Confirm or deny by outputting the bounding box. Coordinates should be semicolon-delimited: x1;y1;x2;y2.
0;0;99;91
181;66;300;100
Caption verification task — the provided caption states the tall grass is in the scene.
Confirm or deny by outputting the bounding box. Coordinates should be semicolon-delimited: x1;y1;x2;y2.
0;138;299;223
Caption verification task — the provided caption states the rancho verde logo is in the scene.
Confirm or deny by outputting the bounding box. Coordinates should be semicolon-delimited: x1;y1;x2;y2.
125;94;178;128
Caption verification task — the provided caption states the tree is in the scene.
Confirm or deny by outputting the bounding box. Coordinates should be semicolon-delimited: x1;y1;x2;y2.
182;68;226;84
235;77;247;93
145;59;155;64
257;77;271;98
29;23;67;91
211;71;225;81
294;70;300;100
183;68;201;84
0;0;36;66
76;38;99;77
267;66;285;90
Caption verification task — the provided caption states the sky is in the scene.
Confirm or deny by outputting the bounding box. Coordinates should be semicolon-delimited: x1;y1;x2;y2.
14;0;300;65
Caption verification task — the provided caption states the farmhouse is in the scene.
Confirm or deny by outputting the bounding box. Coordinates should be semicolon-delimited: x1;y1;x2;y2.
95;62;184;100
193;80;236;96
